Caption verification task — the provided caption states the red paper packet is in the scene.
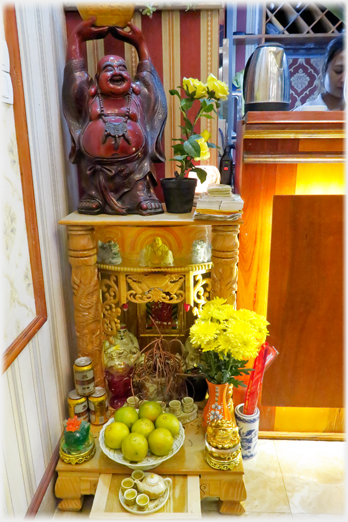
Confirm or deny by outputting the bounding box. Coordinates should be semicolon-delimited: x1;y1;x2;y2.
243;342;278;415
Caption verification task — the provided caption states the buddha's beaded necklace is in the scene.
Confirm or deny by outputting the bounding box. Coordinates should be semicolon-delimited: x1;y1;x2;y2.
98;88;132;150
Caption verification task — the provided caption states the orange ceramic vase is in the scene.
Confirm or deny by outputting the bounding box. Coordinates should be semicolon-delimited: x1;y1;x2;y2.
202;380;232;430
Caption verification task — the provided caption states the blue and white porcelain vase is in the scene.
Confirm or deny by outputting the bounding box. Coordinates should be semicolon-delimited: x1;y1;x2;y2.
234;403;260;459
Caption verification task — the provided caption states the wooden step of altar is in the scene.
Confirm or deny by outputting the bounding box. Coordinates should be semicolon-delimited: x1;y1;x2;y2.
55;412;247;516
90;474;201;519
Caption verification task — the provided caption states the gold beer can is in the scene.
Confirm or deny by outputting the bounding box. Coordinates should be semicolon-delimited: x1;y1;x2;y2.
73;357;95;397
68;390;89;422
88;387;109;425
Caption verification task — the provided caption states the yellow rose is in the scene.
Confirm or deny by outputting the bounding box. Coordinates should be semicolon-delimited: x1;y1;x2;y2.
182;77;207;99
194;138;210;161
206;74;229;100
201;129;211;142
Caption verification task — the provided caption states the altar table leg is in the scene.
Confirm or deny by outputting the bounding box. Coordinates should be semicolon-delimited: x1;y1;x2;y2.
67;225;104;387
57;498;84;512
55;472;100;511
211;224;240;307
200;474;247;516
220;500;245;515
55;475;84;511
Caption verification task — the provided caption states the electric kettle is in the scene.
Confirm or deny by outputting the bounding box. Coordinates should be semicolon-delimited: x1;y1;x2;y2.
243;43;290;113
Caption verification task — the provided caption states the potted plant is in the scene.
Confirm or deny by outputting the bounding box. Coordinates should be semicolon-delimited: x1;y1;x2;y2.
161;74;229;213
131;334;187;402
188;297;269;429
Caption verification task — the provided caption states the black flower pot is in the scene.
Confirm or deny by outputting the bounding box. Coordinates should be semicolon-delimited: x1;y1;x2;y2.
185;375;208;402
160;177;197;214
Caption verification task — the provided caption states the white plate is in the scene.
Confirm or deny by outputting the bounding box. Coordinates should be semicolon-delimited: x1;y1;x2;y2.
99;417;185;470
119;478;170;515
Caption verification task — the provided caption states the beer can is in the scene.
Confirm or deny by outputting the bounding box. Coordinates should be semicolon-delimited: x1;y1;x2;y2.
67;390;89;422
88;387;109;425
74;357;95;397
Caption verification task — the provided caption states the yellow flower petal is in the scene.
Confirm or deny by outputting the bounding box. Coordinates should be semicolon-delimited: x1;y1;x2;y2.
206;74;229;100
201;129;211;142
194;138;210;161
190;298;268;362
183;77;207;98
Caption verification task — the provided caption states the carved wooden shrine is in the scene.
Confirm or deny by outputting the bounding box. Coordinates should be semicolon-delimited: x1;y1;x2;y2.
57;211;246;516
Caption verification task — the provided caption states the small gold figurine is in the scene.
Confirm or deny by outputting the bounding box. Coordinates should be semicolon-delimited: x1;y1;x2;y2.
205;418;242;471
139;237;174;267
206;418;240;449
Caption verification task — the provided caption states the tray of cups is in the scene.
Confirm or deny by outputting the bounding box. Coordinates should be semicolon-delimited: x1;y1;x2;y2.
119;470;171;515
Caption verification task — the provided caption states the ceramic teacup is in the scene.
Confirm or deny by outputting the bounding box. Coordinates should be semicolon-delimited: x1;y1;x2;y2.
156;400;166;412
136;493;149;511
124;488;137;506
169;399;182;415
121;477;135;494
182;396;194;413
127;396;140;408
131;470;145;481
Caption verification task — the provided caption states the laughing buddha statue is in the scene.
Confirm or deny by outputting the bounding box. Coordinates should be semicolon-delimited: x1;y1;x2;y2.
63;18;167;216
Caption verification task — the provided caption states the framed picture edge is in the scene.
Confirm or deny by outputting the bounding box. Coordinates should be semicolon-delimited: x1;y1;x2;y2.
2;6;47;373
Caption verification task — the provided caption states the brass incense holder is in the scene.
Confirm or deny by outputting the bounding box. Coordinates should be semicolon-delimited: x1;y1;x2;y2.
204;418;241;470
204;446;241;471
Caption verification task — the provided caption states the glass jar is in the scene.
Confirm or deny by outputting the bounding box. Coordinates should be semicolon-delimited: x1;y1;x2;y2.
103;325;140;409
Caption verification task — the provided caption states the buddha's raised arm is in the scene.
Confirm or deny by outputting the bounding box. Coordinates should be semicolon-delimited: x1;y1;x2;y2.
110;22;167;163
62;18;109;161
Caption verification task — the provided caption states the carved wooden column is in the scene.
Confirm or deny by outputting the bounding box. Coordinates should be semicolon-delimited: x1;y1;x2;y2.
67;225;104;387
210;224;240;307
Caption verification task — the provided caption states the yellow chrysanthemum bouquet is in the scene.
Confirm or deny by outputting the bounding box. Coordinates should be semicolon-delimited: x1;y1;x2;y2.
189;297;269;387
169;74;229;183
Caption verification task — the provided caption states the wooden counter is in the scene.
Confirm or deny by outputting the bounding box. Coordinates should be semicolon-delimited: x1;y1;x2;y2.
234;111;345;437
235;111;345;316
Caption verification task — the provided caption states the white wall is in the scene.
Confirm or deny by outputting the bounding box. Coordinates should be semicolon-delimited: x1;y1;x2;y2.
1;3;78;517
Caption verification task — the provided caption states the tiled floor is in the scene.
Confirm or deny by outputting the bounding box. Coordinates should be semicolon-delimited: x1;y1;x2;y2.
53;439;346;519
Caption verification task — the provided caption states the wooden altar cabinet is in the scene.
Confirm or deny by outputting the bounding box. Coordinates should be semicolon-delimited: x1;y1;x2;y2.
57;211;246;516
59;211;243;389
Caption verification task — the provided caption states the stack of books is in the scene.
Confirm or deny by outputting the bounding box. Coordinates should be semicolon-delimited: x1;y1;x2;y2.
193;184;244;221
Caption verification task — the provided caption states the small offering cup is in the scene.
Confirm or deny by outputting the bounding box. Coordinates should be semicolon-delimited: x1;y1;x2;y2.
131;470;145;481
121;477;134;494
169;400;182;415
156;400;167;412
127;396;140;408
182;396;194;413
124;488;137;506
136;493;149;511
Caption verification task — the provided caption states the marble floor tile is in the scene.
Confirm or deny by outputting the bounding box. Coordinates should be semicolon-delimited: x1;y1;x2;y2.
242;439;291;514
203;511;294;520
292;514;347;520
274;440;345;515
240;514;294;519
